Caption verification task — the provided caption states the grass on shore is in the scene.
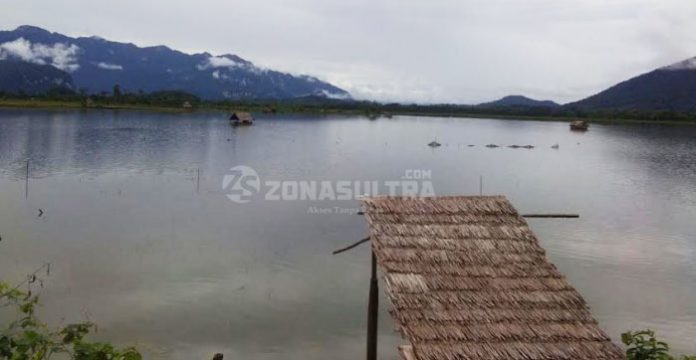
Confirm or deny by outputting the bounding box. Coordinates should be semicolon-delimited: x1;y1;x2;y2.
0;98;187;112
1;98;695;126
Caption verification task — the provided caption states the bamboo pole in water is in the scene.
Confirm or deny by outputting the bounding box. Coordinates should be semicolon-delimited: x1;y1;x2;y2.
332;237;370;255
329;237;377;360
25;160;29;199
196;168;200;193
367;250;378;360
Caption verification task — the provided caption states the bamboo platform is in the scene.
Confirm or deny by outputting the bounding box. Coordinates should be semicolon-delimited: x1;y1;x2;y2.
361;195;625;360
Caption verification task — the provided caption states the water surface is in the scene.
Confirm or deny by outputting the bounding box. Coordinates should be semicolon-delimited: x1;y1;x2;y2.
1;109;695;358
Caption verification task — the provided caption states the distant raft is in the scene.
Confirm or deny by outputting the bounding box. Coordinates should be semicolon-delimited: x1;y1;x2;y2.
570;120;589;131
230;112;254;126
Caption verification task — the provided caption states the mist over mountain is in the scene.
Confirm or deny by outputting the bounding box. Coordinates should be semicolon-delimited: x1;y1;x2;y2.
0;25;350;100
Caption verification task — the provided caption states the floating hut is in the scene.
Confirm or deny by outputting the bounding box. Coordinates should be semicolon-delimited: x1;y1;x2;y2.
570;120;589;131
359;195;625;360
230;112;254;126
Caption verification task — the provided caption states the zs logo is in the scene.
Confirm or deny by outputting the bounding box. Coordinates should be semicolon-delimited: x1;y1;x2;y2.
222;166;261;203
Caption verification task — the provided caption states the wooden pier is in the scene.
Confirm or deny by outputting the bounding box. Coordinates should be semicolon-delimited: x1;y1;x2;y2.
360;195;625;360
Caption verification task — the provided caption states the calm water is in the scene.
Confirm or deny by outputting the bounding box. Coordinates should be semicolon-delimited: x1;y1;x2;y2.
1;109;695;359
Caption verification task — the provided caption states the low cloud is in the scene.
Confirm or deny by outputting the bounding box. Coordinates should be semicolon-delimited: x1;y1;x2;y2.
198;55;268;76
95;62;123;70
0;37;80;72
197;56;242;70
320;89;350;100
211;70;230;80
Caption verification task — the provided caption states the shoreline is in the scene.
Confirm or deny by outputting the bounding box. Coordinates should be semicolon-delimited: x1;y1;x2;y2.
1;99;695;126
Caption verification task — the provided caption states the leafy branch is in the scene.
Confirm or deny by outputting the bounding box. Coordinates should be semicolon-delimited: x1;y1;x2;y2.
622;329;696;360
1;264;141;360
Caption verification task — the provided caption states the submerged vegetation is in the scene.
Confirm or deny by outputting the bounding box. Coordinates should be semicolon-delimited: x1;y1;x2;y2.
0;261;141;360
6;274;692;360
3;268;695;360
1;86;696;124
622;330;696;360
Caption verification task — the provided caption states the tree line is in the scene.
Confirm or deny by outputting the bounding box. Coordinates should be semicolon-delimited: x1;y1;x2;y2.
1;86;695;123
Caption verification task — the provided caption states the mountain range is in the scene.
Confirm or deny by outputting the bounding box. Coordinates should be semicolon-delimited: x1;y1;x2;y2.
0;25;349;100
477;95;559;108
0;60;73;94
2;25;696;113
481;57;696;113
567;58;696;113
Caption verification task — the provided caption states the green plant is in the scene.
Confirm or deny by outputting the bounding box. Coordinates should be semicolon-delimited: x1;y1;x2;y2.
622;329;696;360
1;270;141;360
622;330;671;360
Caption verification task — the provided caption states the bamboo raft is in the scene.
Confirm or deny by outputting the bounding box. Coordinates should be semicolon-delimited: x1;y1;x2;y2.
360;195;625;360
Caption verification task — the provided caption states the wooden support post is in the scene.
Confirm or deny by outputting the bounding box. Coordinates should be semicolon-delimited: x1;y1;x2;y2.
330;236;376;359
367;250;378;360
25;160;29;199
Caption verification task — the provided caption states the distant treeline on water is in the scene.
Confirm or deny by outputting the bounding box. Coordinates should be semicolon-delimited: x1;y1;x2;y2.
1;86;695;123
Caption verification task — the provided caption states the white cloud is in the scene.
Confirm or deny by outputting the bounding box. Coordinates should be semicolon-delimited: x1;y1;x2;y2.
320;89;350;100
301;75;318;83
197;56;242;70
211;70;231;80
0;37;80;72
95;62;123;70
0;38;40;63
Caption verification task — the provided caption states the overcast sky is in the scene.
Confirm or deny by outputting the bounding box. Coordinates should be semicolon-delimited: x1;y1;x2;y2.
2;0;695;104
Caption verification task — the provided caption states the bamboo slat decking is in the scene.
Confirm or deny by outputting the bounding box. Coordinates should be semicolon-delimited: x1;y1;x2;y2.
361;195;625;360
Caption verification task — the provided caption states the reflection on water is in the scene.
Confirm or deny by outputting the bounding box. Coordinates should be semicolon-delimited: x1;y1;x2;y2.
0;109;695;358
